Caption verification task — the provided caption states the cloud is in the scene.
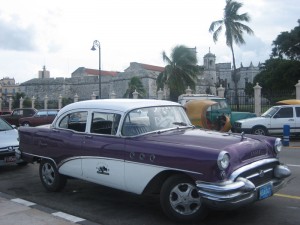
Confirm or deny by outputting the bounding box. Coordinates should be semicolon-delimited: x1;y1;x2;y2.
0;15;37;51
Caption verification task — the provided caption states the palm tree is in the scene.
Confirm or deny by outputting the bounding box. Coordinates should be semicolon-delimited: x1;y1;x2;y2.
209;0;254;109
123;76;146;98
157;45;199;102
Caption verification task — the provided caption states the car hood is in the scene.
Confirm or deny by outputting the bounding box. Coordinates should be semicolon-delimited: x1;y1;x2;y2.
142;128;276;165
0;129;19;149
236;116;268;124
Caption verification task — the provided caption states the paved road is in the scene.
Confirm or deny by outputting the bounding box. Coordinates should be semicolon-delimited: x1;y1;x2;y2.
0;144;299;225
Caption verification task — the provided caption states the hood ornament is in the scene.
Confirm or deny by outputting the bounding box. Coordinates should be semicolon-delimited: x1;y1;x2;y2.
240;132;245;141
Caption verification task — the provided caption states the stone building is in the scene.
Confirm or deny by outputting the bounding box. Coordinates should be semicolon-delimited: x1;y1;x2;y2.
196;51;217;94
0;77;20;106
19;63;164;103
17;51;261;105
38;66;50;79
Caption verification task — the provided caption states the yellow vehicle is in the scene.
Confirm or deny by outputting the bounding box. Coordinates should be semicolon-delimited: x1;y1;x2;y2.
184;99;231;132
179;94;256;132
276;99;300;105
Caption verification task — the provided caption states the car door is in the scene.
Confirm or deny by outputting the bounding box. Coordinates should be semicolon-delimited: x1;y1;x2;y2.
295;106;300;134
50;111;88;177
32;111;46;126
270;106;295;135
81;111;126;191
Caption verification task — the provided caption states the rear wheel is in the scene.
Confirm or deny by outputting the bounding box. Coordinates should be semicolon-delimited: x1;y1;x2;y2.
160;174;207;222
252;126;268;135
39;159;67;191
22;122;30;127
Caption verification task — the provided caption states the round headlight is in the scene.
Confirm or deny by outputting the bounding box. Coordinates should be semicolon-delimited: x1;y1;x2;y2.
217;151;230;170
275;138;282;154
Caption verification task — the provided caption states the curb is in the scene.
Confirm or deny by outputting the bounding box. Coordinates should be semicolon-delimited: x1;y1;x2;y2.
0;192;100;225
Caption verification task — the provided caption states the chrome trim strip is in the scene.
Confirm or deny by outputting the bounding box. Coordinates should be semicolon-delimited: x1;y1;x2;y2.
229;158;279;181
21;152;203;176
246;168;273;179
22;152;57;167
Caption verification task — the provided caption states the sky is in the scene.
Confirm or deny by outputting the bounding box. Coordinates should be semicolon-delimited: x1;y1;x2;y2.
0;0;299;84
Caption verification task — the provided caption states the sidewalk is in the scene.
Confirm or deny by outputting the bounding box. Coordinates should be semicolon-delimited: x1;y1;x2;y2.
0;192;99;225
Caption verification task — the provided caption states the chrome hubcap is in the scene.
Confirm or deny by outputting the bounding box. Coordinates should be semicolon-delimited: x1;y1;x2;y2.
169;183;201;215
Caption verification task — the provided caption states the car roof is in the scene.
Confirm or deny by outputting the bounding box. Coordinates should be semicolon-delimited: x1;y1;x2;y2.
273;104;300;107
58;99;181;115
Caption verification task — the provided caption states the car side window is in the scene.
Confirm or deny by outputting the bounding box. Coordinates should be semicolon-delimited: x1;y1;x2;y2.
274;107;293;118
90;112;121;135
37;111;47;117
296;107;300;117
58;111;88;132
48;110;58;116
13;110;22;116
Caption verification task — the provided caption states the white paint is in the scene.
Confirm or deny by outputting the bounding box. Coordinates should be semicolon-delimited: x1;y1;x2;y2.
52;211;85;223
11;198;36;207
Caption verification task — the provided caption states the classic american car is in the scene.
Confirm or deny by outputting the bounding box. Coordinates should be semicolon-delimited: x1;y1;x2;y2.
17;99;291;222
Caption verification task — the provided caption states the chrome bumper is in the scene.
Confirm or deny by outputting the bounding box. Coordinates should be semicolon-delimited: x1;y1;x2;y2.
196;164;291;209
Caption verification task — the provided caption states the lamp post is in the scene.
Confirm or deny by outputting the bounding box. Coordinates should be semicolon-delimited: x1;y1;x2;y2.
91;40;101;99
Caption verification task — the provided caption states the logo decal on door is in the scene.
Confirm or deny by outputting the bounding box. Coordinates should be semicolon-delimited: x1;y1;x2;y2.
96;164;110;175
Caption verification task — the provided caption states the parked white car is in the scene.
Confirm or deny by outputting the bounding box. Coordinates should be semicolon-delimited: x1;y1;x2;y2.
233;104;300;136
0;117;25;166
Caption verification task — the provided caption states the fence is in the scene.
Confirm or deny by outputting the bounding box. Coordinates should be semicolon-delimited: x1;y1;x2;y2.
225;92;255;113
2;81;300;116
225;90;296;114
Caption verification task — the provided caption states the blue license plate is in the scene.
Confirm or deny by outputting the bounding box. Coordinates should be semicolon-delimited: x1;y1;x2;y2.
259;183;273;200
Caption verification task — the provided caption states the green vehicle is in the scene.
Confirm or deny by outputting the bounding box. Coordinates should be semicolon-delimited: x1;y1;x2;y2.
178;94;256;131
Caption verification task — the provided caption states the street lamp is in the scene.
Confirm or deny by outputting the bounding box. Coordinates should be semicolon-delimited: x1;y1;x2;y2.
91;40;101;99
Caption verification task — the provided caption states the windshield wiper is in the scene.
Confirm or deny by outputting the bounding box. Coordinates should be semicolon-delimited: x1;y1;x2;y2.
172;122;187;126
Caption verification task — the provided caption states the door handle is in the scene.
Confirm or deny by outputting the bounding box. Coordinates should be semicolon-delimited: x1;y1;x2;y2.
288;119;294;121
85;135;93;139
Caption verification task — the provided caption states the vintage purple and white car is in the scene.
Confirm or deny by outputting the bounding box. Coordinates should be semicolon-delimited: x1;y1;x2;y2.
17;99;291;222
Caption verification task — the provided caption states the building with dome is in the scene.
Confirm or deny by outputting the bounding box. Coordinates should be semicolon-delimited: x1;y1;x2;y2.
17;50;261;105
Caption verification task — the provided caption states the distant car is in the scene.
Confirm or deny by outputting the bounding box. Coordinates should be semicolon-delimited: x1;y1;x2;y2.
233;104;300;136
18;99;291;222
1;108;37;126
19;109;59;127
0;117;25;166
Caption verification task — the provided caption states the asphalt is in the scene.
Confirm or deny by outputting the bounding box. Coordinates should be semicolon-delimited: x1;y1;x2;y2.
1;140;299;225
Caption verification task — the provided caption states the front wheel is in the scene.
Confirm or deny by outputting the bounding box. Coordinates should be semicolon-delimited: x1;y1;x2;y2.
252;126;268;136
39;159;67;191
160;174;207;222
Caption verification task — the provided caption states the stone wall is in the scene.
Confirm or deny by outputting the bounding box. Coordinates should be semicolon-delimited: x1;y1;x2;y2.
20;66;160;101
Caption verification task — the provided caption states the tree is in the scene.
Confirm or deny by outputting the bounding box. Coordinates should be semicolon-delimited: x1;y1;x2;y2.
157;45;199;102
271;19;300;60
254;20;300;98
209;0;254;109
123;76;146;98
12;92;31;109
254;58;300;95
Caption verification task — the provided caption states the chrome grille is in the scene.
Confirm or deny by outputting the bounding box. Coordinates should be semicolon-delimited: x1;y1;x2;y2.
237;162;277;187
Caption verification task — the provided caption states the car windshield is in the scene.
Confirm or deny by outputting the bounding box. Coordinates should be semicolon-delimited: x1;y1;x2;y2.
209;99;229;111
0;118;13;131
122;106;191;136
261;106;279;118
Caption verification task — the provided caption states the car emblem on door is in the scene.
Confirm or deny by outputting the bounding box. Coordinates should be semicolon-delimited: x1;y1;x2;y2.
96;166;110;175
